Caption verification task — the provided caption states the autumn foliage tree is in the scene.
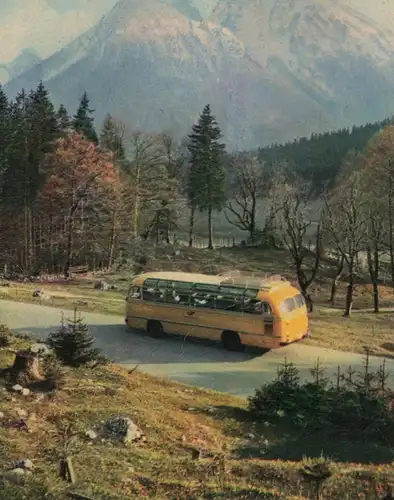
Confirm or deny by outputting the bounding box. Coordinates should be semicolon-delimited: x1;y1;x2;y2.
39;132;119;277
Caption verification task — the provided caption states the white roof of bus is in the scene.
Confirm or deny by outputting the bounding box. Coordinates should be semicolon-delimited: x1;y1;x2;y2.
135;271;222;285
134;271;290;291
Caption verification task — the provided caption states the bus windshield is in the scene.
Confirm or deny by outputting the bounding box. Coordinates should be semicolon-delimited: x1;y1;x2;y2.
279;293;305;314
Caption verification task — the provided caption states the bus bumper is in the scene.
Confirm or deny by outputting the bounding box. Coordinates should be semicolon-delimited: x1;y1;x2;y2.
280;330;310;346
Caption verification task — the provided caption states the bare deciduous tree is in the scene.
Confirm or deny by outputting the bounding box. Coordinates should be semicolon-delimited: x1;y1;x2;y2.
324;165;367;317
224;154;262;243
272;178;322;312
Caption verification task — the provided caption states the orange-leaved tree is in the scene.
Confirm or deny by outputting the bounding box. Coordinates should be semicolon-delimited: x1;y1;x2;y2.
39;131;119;277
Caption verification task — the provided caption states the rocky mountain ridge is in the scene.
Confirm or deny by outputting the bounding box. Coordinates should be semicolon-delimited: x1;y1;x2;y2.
4;0;394;148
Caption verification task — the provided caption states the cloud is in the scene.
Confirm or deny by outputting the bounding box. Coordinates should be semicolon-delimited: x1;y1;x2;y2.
0;0;104;63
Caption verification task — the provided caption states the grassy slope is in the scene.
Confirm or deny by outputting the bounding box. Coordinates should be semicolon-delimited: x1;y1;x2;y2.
2;246;394;358
0;335;393;499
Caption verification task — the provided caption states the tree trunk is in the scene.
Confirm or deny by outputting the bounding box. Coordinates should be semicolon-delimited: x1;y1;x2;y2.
389;183;394;290
59;457;76;484
2;350;44;386
373;244;380;313
250;195;256;244
108;210;117;269
207;206;213;250
330;255;345;307
64;214;74;279
132;163;141;237
344;265;354;317
188;205;195;248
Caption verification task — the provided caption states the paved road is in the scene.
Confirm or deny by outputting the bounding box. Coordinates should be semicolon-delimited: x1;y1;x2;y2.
1;300;394;398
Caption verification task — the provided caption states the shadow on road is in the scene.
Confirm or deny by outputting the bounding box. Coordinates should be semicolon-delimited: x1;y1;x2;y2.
14;323;268;366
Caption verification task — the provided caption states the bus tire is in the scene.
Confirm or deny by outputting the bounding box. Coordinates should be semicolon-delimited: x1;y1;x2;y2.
147;320;164;337
221;331;242;352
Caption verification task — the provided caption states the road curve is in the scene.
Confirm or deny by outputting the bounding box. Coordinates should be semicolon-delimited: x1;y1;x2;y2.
1;300;394;398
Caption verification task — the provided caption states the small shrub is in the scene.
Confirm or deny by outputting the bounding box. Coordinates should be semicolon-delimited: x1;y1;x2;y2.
248;355;394;445
0;325;12;347
42;355;66;391
47;309;101;367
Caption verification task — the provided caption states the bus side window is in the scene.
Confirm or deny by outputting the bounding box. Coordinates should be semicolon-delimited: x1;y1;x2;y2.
129;286;141;299
216;286;241;311
142;279;158;301
192;285;218;308
244;299;271;314
155;280;168;303
166;281;190;305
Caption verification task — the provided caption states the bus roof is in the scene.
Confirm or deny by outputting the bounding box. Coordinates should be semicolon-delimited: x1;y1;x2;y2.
133;270;290;292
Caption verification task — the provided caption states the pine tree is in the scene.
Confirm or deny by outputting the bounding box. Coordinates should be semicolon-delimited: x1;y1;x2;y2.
0;85;10;187
48;309;101;367
72;91;98;143
187;104;227;249
99;113;125;161
56;104;70;134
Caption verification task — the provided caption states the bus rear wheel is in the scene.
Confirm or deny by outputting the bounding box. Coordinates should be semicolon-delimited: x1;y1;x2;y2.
147;320;164;337
221;331;243;352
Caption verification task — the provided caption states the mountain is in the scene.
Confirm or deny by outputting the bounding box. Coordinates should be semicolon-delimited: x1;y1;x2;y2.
0;48;42;84
4;0;394;149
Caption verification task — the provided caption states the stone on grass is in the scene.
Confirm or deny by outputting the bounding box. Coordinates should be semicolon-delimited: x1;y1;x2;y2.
21;388;30;396
12;384;23;393
16;408;28;418
104;416;144;444
86;429;98;440
29;343;52;356
14;459;34;471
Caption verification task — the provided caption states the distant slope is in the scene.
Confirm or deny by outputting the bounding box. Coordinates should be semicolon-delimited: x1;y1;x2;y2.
257;117;393;192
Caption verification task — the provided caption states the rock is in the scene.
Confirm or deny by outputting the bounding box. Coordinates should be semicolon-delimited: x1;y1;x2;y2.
86;429;98;440
0;412;4;419
104;416;144;444
14;459;34;471
95;280;109;291
21;388;30;397
8;468;26;475
16;408;28;418
29;343;52;356
12;384;23;393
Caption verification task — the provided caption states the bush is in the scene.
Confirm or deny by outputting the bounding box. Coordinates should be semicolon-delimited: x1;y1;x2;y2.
42;355;66;391
0;325;13;347
47;309;101;367
248;354;394;444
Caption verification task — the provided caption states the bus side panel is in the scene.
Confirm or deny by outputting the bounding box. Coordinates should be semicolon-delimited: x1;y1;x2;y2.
189;308;276;349
127;301;194;336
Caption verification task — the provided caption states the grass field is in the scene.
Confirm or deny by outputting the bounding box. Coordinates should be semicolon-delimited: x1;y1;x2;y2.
1;246;394;359
0;333;393;499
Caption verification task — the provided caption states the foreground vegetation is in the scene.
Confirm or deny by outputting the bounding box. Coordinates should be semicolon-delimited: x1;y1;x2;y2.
0;325;393;499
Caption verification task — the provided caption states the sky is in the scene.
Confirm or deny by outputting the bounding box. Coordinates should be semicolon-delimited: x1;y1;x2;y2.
0;0;393;64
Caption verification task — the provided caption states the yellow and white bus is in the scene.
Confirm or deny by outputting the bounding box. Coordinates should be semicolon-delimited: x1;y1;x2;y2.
125;270;309;351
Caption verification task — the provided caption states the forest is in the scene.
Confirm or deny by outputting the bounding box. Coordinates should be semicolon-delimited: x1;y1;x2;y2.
1;82;394;318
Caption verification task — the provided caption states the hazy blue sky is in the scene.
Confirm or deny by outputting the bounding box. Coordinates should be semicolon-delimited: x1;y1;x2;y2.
0;0;393;63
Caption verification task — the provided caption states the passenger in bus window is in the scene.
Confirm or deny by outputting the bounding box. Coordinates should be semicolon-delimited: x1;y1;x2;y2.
131;287;141;298
192;292;207;306
171;284;181;303
251;301;261;313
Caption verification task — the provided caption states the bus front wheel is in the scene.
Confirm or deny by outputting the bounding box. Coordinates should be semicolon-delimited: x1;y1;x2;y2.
221;331;243;352
147;320;164;337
